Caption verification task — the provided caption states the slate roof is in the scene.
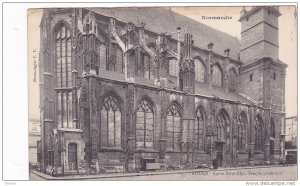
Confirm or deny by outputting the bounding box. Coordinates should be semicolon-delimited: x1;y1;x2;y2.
87;7;241;61
195;83;254;105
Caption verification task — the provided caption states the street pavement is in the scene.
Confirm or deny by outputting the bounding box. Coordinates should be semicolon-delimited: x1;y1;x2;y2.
29;165;297;181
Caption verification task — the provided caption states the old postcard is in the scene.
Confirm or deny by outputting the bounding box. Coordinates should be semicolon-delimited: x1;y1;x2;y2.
27;4;297;181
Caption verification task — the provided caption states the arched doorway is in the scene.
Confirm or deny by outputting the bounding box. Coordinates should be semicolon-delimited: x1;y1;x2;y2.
215;109;230;167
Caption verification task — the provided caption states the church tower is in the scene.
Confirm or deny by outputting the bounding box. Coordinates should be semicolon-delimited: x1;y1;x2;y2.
239;6;281;63
239;6;287;110
239;6;287;163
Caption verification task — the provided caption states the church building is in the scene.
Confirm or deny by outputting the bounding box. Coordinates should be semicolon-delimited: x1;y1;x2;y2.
37;6;287;175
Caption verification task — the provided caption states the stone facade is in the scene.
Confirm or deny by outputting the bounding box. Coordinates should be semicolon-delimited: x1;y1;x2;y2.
37;7;287;175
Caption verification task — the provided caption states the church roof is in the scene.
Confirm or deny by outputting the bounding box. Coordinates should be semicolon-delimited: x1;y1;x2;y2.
195;84;254;105
86;7;241;61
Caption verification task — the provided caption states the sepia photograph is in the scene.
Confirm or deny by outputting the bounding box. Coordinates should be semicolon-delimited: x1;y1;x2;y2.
7;2;298;182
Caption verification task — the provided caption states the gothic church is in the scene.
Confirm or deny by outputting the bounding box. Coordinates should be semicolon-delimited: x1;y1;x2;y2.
37;6;287;175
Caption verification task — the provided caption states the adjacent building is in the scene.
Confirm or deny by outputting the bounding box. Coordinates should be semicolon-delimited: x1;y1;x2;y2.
29;118;41;167
285;116;297;163
37;6;287;175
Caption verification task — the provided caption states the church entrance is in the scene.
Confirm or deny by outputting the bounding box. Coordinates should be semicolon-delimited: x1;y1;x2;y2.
270;140;274;158
68;143;78;171
215;142;224;167
140;158;155;171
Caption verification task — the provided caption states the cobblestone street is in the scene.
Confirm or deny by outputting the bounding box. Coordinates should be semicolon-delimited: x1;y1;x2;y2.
30;165;297;181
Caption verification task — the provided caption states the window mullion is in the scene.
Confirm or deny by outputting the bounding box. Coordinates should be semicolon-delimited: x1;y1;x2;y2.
66;91;70;128
60;38;63;88
114;110;116;147
107;108;109;147
172;115;175;150
198;119;200;149
60;91;62;128
148;60;150;79
144;111;146;148
65;38;68;87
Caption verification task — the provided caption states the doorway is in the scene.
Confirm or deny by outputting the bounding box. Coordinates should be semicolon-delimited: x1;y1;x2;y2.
215;142;224;167
68;143;78;171
270;140;274;157
140;158;155;171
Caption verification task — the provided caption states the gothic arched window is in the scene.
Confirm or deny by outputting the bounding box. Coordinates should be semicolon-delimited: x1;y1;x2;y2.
212;65;222;87
228;69;238;92
115;44;124;73
55;25;74;129
143;54;154;79
169;59;178;77
166;104;181;151
195;107;205;150
109;43;124;73
216;110;230;150
100;95;122;148
194;59;206;83
271;119;275;138
255;116;264;151
216;112;225;141
98;42;107;70
56;25;72;87
57;91;73;128
270;119;275;156
238;113;247;151
136;99;154;149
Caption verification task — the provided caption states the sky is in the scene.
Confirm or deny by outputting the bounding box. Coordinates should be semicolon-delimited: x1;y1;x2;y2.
171;6;297;117
28;6;297;120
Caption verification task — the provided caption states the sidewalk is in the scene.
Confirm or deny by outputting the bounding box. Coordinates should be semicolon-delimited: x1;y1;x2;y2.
31;165;293;180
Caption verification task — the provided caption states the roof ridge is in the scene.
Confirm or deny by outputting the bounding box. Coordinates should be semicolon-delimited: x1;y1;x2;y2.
85;7;241;61
167;8;240;44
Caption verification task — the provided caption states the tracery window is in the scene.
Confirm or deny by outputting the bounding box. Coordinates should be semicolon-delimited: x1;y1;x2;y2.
100;95;122;148
237;113;247;151
255;116;264;151
143;54;154;79
194;59;206;83
216;110;230;151
109;44;124;73
271;119;275;138
195;107;205;150
166;104;181;151
169;59;178;77
57;91;73;128
56;25;71;88
216;113;226;141
136;100;154;149
212;65;222;87
98;42;107;70
55;25;74;129
228;69;238;92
